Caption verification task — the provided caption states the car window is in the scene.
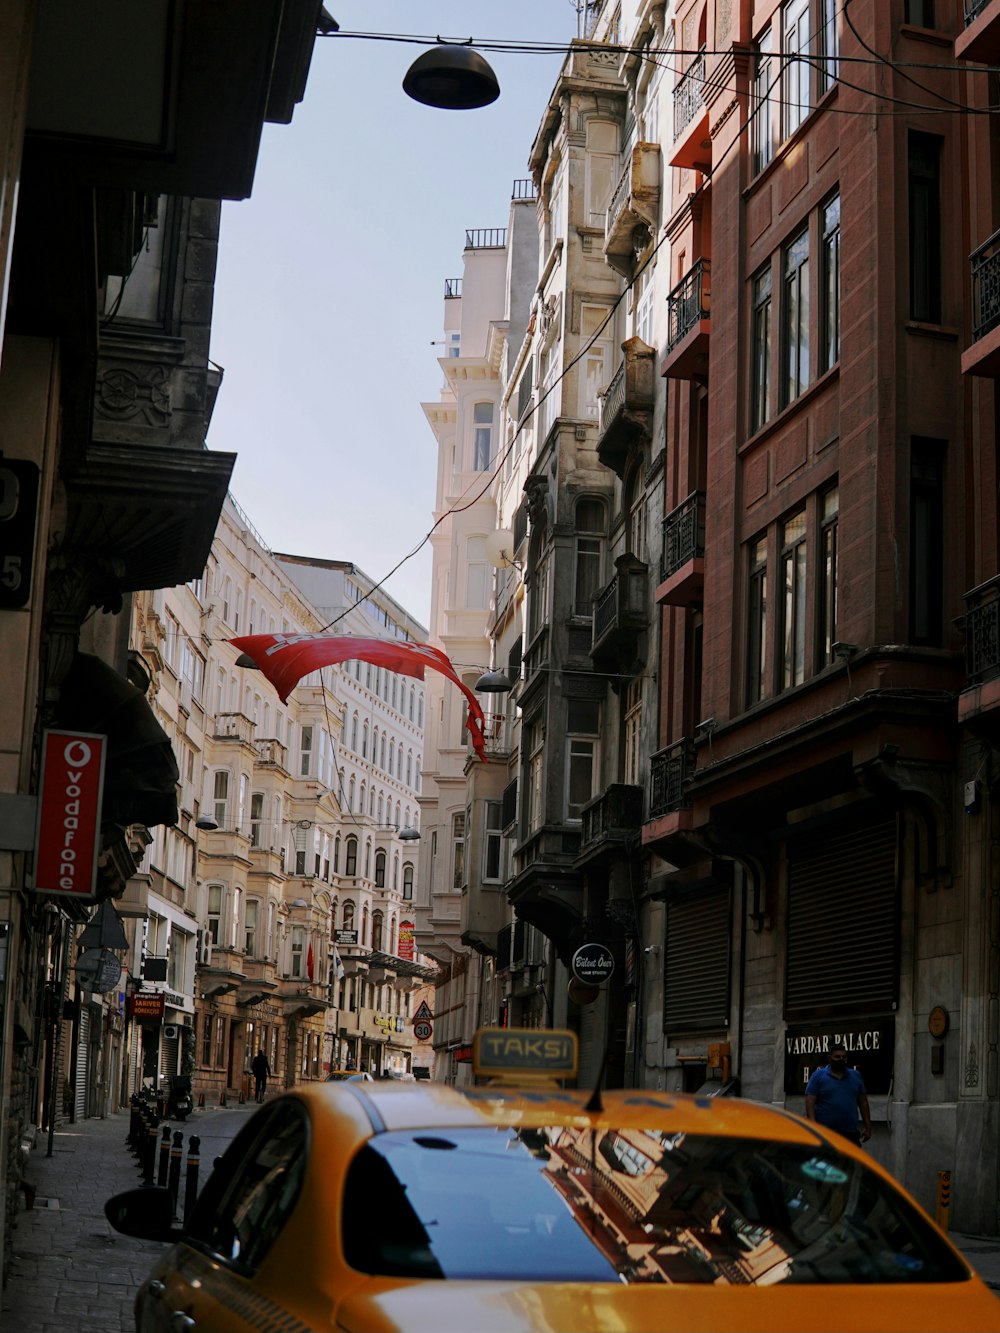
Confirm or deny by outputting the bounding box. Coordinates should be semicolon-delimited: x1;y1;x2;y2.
342;1127;969;1285
187;1102;308;1274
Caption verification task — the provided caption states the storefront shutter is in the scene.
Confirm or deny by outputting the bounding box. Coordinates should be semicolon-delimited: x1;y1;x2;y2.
663;885;730;1031
74;1006;91;1120
785;813;898;1019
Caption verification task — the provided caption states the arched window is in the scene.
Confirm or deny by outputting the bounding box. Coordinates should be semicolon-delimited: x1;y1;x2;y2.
368;786;375;816
414;759;421;794
372;911;384;952
380;734;387;768
574;496;607;616
345;837;358;877
395;801;402;827
390;916;398;954
364;838;372;878
404;806;411;829
361;903;369;946
625;464;646;560
372;727;379;765
375;849;386;887
406;750;413;785
409;686;416;721
351;712;359;751
389;739;395;774
334;835;341;874
348;776;356;811
343;900;355;932
418;695;424;728
393;853;399;890
397;748;404;780
392;675;398;709
403;863;414;901
359;782;366;815
377;792;384;823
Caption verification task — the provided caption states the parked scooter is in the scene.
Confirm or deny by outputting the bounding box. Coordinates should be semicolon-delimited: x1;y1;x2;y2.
166;1074;193;1121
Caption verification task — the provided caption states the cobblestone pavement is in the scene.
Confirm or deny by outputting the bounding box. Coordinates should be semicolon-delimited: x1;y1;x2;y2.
1;1103;257;1333
3;1108;1000;1331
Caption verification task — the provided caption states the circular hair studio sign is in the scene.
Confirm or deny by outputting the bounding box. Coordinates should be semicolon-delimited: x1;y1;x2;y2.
571;942;615;987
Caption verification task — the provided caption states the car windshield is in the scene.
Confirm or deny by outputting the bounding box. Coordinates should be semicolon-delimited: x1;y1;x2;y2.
342;1127;968;1285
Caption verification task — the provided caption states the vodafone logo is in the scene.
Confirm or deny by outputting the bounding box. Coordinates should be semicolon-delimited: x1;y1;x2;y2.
35;730;106;898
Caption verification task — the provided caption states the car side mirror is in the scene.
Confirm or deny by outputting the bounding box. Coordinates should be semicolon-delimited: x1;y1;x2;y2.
104;1186;186;1242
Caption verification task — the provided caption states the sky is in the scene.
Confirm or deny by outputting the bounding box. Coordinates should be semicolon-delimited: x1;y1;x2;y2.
206;3;578;631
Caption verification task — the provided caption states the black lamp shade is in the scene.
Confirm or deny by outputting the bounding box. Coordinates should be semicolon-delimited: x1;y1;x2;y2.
403;46;500;110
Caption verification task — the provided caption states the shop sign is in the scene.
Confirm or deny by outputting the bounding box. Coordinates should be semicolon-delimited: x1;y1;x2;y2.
128;991;165;1021
571;942;615;986
373;1011;396;1033
398;920;414;961
783;1019;895;1095
335;929;358;946
34;730;106;898
454;1043;473;1063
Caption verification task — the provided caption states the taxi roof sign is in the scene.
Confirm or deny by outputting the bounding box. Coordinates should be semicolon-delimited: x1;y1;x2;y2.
472;1027;578;1085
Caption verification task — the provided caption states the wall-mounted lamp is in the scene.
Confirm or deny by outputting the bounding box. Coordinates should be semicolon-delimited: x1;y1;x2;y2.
475;669;513;694
402;42;500;110
832;642;859;660
195;816;219;831
399;826;421;843
696;718;716;737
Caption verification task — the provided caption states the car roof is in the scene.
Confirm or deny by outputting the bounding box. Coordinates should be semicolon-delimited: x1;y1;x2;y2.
295;1080;826;1146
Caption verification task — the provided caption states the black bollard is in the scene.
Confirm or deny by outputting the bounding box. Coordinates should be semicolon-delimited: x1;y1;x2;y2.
143;1114;159;1187
127;1097;141;1150
157;1123;171;1187
183;1135;201;1225
168;1130;184;1215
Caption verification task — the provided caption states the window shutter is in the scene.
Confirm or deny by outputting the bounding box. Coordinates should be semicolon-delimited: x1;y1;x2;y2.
664;885;730;1031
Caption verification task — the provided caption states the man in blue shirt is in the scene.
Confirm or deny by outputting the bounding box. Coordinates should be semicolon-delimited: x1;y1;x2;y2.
804;1043;872;1144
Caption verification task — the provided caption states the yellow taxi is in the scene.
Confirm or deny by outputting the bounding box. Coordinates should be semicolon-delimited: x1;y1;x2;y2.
105;1028;1000;1332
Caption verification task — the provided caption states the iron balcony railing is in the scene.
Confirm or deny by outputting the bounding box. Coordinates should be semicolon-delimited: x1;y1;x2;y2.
465;228;507;249
667;259;711;352
673;49;706;141
649;739;696;817
964;575;1000;683
444;277;462;298
965;0;989;23
581;783;644;848
607;160;632;237
661;491;706;580
599;359;626;431
512;178;537;200
971;228;1000;343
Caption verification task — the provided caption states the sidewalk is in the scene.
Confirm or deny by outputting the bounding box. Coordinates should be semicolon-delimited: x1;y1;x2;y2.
2;1111;1000;1333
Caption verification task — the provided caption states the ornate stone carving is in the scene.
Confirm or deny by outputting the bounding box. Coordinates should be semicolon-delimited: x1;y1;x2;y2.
95;364;171;426
524;474;550;525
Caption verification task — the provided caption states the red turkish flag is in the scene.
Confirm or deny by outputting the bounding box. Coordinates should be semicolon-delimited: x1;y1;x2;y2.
306;942;315;981
229;633;487;761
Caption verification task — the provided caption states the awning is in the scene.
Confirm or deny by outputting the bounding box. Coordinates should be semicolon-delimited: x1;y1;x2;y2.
366;950;438;981
55;652;179;829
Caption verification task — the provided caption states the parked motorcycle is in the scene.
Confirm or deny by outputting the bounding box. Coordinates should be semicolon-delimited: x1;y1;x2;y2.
166;1074;193;1121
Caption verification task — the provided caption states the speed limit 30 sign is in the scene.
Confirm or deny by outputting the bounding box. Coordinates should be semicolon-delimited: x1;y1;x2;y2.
413;1019;433;1041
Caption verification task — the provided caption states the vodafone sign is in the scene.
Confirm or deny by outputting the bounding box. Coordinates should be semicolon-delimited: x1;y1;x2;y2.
34;730;106;898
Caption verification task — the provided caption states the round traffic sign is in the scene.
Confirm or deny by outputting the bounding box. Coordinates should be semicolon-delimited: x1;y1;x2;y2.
571;942;615;986
76;947;122;994
413;1019;433;1041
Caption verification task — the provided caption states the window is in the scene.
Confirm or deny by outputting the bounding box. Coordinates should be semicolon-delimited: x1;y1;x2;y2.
625;468;646;561
580;304;614;420
372;911;384;952
452;812;466;889
473;402;494;471
782;0;810;140
375;850;386;888
207;884;223;945
747;536;768;706
402;863;414;901
483;801;502;882
250;792;264;848
818;0;839;95
529;544;551;641
362;722;369;759
566;699;600;820
467;536;488;610
910;439;944;646
780;509;807;690
527;717;545;833
820;193;841;373
751;30;775;175
750;266;772;432
909;132;941;324
201;1013;213;1066
345;836;358;877
351;712;359;751
904;1;934;26
585;119;618;227
290;927;304;978
245;900;258;956
624;679;642;787
213;771;229;829
782;229;810;407
819;485;839;665
574;498;606;616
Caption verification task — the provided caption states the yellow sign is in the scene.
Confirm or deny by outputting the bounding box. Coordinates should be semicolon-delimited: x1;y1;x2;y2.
472;1026;578;1084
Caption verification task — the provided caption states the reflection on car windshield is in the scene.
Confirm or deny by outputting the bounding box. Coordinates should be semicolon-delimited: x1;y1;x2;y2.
343;1127;969;1285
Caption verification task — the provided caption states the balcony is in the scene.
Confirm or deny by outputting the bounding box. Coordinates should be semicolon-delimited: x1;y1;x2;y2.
670;50;711;171
591;555;649;673
213;712;255;745
656;491;706;608
956;0;1000;64
958;576;1000;739
604;144;661;275
253;737;288;771
577;784;644;866
662;260;711;381
963;229;1000;378
645;741;693;842
468;711;509;759
596;338;656;479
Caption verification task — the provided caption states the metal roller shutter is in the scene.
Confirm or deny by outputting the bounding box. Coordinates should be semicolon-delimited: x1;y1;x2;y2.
664;885;731;1032
785;814;898;1019
74;1006;91;1121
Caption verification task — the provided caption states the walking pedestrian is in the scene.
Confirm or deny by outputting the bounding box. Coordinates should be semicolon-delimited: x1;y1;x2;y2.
804;1043;872;1145
251;1049;271;1103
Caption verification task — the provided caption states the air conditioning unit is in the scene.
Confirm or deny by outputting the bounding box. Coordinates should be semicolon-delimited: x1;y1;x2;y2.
163;1024;179;1040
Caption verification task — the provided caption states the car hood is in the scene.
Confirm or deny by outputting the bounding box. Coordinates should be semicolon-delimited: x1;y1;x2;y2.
337;1275;1000;1333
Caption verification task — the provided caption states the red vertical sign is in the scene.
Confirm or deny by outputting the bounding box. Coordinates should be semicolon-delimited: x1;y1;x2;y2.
34;730;106;898
398;920;415;962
